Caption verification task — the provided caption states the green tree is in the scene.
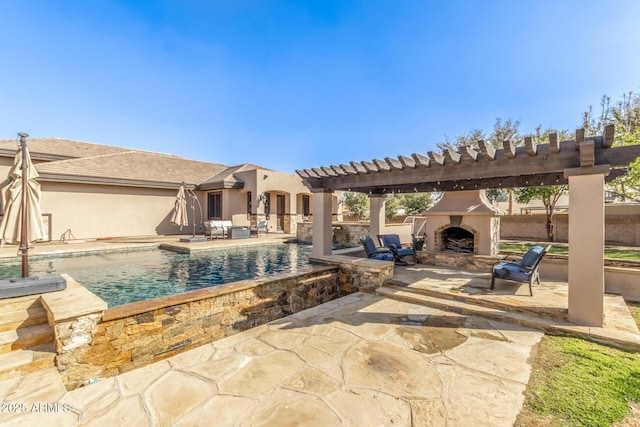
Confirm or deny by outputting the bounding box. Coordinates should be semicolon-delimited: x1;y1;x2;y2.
582;91;640;201
611;91;640;134
344;192;369;221
516;185;567;242
511;128;571;242
608;92;640;201
581;94;611;135
385;194;401;219
437;118;523;214
398;193;433;214
437;118;522;152
486;189;508;204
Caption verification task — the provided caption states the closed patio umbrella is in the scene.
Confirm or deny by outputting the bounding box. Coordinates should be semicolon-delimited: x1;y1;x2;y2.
0;133;46;277
169;184;189;230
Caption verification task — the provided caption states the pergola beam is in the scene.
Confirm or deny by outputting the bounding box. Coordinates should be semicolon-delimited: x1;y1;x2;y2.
297;126;640;194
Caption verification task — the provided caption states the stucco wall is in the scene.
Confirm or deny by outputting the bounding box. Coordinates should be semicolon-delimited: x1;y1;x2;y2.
296;222;412;247
40;182;199;240
500;214;640;246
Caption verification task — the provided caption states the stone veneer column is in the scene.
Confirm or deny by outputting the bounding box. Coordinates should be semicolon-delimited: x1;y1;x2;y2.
40;275;108;388
565;168;607;326
369;195;386;240
312;189;334;256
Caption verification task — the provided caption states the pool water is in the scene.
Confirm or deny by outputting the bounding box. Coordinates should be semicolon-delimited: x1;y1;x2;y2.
0;244;312;307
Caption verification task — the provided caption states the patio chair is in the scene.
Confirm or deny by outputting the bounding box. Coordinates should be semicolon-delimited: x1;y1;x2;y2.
490;245;551;296
360;236;406;265
204;220;231;239
377;234;415;263
251;220;268;236
203;221;215;240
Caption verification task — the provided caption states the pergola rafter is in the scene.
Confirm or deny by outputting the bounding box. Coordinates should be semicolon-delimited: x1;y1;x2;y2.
296;125;639;194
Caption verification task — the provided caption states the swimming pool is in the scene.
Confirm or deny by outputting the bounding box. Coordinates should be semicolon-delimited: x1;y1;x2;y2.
0;244;312;307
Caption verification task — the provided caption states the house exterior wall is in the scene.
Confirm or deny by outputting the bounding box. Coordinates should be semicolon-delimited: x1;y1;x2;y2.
234;168;314;234
40;182;195;240
1;146;316;240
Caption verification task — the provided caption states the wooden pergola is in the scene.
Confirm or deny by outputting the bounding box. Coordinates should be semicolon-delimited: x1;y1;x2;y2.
297;125;640;327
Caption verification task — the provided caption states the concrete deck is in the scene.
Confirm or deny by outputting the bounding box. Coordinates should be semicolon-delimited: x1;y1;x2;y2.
0;237;638;425
0;233;298;262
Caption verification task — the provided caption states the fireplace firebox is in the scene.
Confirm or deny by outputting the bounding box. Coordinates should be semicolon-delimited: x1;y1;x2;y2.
424;190;501;256
441;227;474;253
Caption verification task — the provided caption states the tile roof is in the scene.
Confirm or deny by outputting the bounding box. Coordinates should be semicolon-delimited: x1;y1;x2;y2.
35;151;229;188
0;137;130;159
199;163;270;189
1;136;274;189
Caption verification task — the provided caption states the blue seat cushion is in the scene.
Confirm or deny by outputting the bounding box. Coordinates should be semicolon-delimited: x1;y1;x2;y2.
520;246;545;268
396;247;414;257
362;237;378;255
370;252;395;261
492;262;531;282
380;234;403;248
379;234;415;257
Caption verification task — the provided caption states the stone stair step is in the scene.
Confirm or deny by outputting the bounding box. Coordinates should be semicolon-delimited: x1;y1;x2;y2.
0;342;56;381
0;306;49;332
0;323;54;354
383;279;568;321
0;294;43;314
376;286;640;352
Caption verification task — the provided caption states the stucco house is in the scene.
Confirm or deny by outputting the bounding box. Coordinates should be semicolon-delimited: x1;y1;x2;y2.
0;137;331;241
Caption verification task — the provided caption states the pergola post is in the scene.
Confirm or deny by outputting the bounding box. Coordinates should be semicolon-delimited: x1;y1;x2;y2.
565;166;609;326
312;189;334;257
369;194;386;240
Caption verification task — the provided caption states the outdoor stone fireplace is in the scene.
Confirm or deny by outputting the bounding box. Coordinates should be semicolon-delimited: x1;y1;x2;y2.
424;190;500;255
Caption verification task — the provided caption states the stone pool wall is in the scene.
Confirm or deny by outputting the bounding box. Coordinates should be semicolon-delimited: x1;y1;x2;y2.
43;266;348;389
297;222;371;246
311;254;395;293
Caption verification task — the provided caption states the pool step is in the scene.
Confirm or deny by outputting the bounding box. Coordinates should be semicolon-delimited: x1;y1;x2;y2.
0;294;43;314
0;323;54;354
0;342;56;381
0;305;49;332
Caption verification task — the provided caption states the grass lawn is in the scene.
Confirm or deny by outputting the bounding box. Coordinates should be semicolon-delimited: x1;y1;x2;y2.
500;243;640;262
628;301;640;329
516;336;640;427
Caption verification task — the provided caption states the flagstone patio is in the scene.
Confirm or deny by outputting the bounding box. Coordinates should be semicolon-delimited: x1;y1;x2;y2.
1;236;639;425
1;292;544;426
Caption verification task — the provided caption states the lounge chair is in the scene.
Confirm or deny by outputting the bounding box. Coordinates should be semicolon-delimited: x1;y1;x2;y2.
204;220;233;239
360;236;406;265
490;245;551;296
377;234;415;263
250;220;268;236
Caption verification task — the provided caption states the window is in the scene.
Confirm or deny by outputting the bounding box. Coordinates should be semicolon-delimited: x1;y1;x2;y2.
207;192;222;219
302;195;310;217
247;192;252;219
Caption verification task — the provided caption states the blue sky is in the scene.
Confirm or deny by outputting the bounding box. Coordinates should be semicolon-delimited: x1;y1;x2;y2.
2;1;639;173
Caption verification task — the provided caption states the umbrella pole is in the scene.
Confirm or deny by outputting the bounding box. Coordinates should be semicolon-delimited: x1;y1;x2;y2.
191;193;196;238
18;132;29;278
